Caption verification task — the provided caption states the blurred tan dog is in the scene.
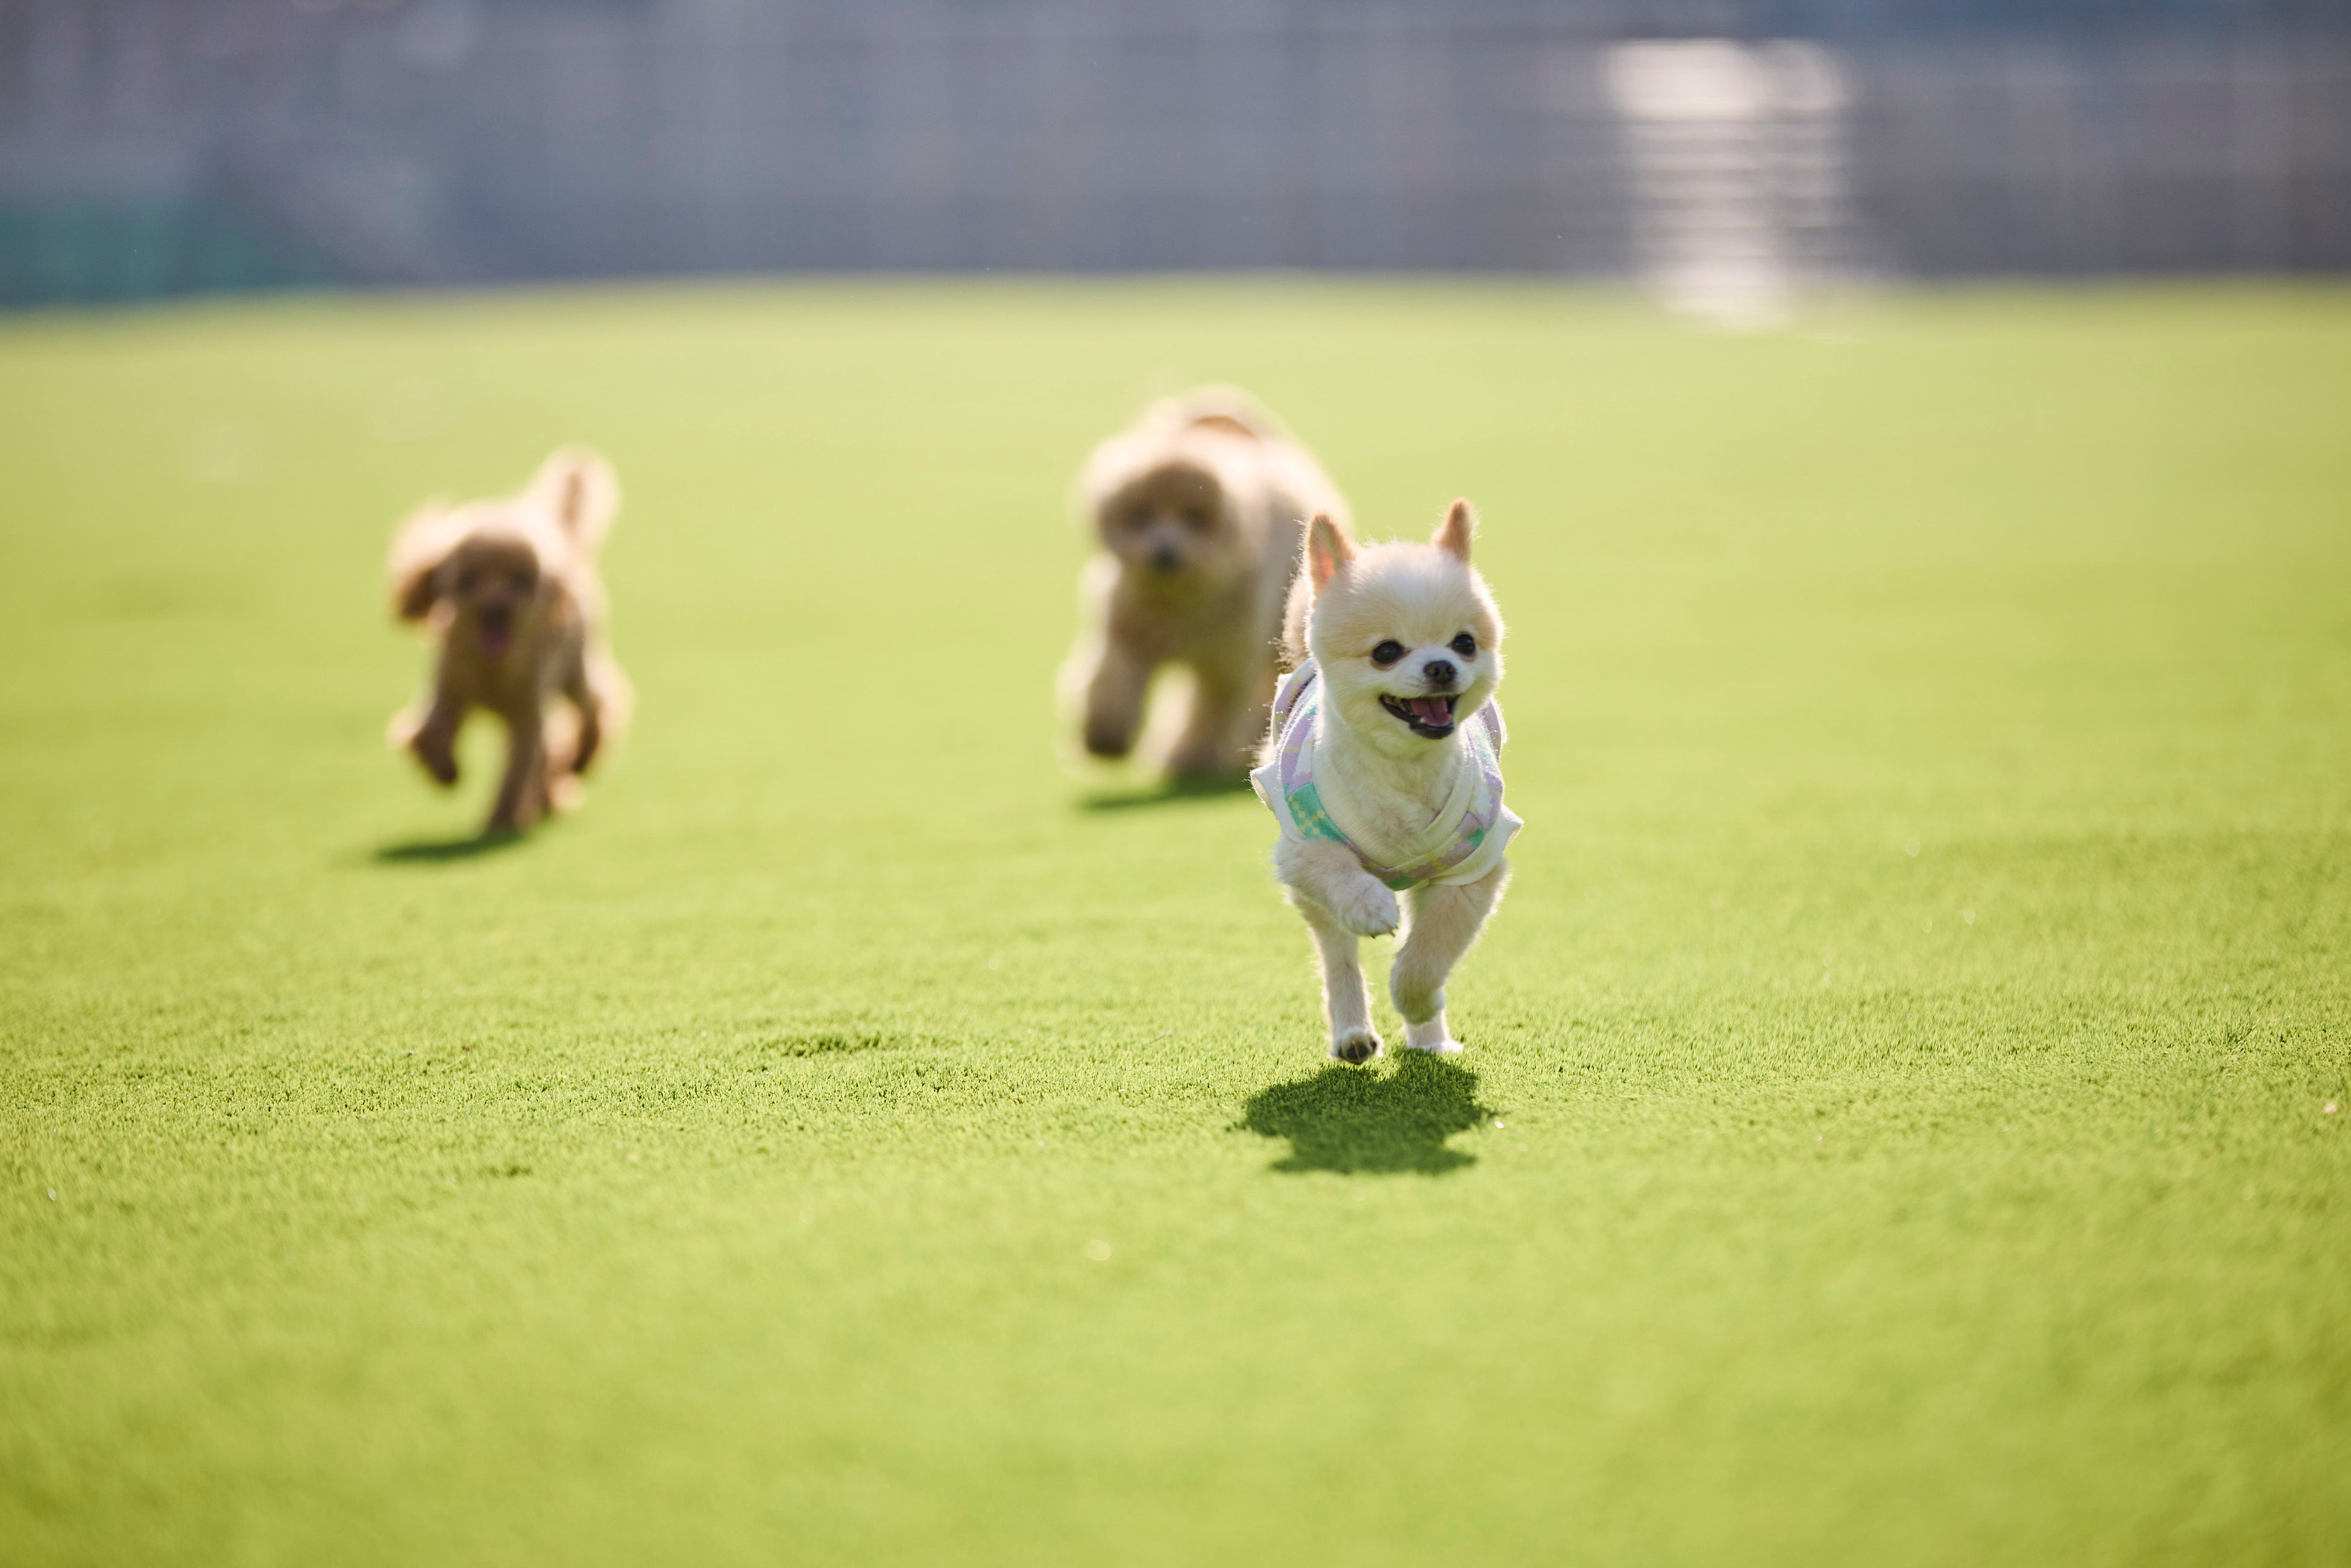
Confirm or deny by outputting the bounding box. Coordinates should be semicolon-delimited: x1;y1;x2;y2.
1062;389;1349;779
386;449;631;834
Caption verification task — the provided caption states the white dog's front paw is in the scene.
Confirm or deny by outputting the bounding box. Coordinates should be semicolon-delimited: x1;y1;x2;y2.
1334;878;1400;938
1329;1027;1383;1065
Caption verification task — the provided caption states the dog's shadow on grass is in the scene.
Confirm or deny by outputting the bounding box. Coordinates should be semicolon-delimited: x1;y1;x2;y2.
372;831;529;865
1238;1052;1495;1175
1078;775;1256;813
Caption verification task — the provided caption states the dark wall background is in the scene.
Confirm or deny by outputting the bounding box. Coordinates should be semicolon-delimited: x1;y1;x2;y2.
2;0;2346;303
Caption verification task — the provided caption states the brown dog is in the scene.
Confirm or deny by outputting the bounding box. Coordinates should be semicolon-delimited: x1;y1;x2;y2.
386;449;631;834
1060;388;1350;780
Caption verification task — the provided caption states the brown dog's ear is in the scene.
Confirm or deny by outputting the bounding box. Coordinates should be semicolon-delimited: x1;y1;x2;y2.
528;447;621;551
388;502;455;623
1307;512;1356;591
1434;499;1476;563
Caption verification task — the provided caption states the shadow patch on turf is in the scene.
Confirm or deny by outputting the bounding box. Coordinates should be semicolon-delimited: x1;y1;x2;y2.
1238;1052;1494;1175
373;831;530;864
1078;775;1256;812
766;1031;905;1058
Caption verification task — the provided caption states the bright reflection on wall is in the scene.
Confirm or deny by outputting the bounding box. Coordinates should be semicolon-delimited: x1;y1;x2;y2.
1609;40;1857;327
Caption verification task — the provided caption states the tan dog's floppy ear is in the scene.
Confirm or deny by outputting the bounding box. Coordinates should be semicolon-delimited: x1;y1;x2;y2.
388;502;455;622
528;447;621;551
1434;498;1476;563
1307;512;1356;591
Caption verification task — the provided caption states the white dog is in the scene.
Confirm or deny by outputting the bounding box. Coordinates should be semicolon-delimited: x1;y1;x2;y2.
1062;388;1350;779
1253;502;1518;1062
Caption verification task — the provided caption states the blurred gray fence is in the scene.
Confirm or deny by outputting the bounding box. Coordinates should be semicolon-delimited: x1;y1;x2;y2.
2;0;2347;304
1852;40;2351;274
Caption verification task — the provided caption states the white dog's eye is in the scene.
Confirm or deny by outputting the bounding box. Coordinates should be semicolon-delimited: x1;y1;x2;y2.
1370;640;1404;667
1450;633;1478;658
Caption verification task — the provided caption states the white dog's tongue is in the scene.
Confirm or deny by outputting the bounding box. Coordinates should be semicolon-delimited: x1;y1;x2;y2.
1408;697;1451;726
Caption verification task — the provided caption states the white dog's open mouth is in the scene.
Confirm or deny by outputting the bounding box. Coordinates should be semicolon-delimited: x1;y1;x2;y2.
478;609;512;656
1380;693;1458;738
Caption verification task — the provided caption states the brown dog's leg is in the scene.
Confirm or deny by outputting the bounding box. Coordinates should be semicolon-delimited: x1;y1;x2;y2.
564;658;605;776
486;710;547;834
569;704;602;778
1164;656;1264;779
540;704;584;815
549;651;626;815
1078;635;1153;760
394;689;464;788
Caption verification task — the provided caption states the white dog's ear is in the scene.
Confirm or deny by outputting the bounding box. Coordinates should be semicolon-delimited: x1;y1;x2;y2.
1434;498;1476;563
388;502;455;623
528;447;621;551
1307;512;1356;591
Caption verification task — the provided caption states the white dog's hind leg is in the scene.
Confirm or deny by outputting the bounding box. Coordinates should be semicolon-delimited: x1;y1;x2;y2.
1391;861;1509;1054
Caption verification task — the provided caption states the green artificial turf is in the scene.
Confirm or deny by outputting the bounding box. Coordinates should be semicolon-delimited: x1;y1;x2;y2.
2;280;2347;1566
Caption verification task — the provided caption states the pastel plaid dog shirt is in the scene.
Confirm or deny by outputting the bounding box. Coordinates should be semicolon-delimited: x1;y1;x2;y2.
1250;659;1521;892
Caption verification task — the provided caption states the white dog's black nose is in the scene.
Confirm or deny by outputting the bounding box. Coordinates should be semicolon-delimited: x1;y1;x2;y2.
1423;658;1456;688
1150;543;1182;572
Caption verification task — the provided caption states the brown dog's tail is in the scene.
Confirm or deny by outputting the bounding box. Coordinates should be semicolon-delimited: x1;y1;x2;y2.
527;447;622;555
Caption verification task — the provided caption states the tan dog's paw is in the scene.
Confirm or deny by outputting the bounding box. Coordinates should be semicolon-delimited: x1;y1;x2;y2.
570;716;603;776
1329;1027;1383;1065
1333;877;1400;939
408;729;458;787
1081;717;1135;760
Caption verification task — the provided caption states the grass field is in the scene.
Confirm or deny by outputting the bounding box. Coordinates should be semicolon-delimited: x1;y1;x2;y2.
3;280;2347;1566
